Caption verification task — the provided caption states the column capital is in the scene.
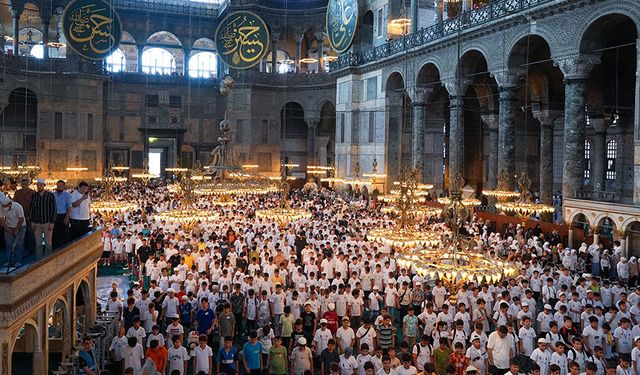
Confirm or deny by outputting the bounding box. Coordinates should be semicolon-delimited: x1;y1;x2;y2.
491;68;525;89
533;109;563;127
442;78;471;97
305;118;319;128
409;86;434;103
9;1;23;18
590;117;609;134
553;53;600;81
481;114;499;131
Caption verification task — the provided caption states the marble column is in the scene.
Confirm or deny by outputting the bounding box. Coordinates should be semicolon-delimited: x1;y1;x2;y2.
634;39;640;203
555;54;600;199
412;101;426;175
534;110;562;204
591;118;608;192
410;0;419;33
137;45;145;73
493;70;522;189
42;20;50;60
443;79;469;184
183;48;190;75
11;7;22;54
316;34;324;73
481;114;499;188
271;36;278;74
307;119;318;165
295;39;302;73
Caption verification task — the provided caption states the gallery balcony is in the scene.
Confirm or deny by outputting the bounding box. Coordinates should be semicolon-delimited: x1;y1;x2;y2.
330;0;565;71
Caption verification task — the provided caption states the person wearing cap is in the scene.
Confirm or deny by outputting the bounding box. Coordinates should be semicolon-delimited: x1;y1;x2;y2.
290;337;313;375
28;178;56;258
538;304;555;336
0;194;25;267
467;333;488;375
161;287;180;327
314;318;333;356
323;302;339;335
339;346;358;375
166;314;184;343
368;286;383;319
336;316;356;353
531;338;551;375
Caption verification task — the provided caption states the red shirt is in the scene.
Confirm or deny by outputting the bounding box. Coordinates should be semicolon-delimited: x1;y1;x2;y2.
323;311;339;335
449;352;468;375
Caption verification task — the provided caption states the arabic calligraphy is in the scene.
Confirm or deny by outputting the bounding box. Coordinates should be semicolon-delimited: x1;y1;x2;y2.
326;0;358;53
216;11;270;70
63;0;121;60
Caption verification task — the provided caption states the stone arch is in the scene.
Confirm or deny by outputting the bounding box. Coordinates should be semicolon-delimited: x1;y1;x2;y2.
280;102;308;169
11;319;41;374
48;298;68;369
577;6;640;53
570;211;592;229
75;280;91;338
456;49;497;190
116;31;138;72
595;215;617;243
192;37;215;51
359;10;374;50
456;46;493;76
625;221;640;258
316;101;336;167
0;88;38;165
144;31;184;73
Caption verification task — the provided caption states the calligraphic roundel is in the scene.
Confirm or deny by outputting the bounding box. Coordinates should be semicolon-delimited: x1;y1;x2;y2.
62;0;122;60
215;11;270;70
326;0;358;54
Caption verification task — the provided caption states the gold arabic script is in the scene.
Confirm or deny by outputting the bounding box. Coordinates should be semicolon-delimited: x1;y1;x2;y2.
220;15;266;65
67;4;116;55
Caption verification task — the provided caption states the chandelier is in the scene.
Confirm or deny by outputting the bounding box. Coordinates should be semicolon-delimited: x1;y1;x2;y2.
482;169;520;201
131;160;159;182
255;163;312;229
92;160;136;222
156;168;218;232
367;167;441;249
495;171;555;217
396;174;518;303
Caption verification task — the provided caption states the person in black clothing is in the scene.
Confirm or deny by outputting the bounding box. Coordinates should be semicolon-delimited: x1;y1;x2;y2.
123;298;141;330
137;239;152;268
300;303;316;344
320;338;340;375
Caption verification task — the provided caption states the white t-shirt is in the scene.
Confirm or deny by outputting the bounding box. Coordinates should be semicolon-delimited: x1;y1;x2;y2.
192;345;213;373
109;335;128;361
123;344;144;373
1;202;25;228
396;365;418;375
70;190;91;220
487;332;511;369
313;328;333;355
339;354;359;375
336;326;355;350
168;346;190;375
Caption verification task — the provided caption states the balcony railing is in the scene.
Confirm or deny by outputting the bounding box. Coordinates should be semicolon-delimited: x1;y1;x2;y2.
112;0;219;17
330;0;558;71
575;190;620;203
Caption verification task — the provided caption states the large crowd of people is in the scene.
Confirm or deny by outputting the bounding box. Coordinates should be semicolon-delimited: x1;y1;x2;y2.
3;178;637;375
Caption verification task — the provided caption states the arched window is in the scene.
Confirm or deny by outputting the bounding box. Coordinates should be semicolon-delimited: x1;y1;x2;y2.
606;140;617;180
30;44;44;59
584;140;591;179
188;52;217;78
105;49;126;72
142;48;176;75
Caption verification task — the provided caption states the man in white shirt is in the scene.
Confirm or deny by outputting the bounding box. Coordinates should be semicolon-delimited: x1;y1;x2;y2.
336;317;356;353
192;334;213;375
0;194;25;266
313;319;334;355
168;335;189;375
487;326;513;374
69;181;91;240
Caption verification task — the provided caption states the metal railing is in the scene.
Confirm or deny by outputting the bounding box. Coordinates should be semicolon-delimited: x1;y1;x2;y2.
112;0;220;17
575;190;620;202
330;0;559;70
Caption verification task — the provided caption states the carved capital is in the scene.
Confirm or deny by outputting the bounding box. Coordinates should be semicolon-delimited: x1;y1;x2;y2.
305;118;319;128
442;78;471;97
533;109;563;128
553;53;600;81
409;86;434;103
481;114;499;131
491;68;525;89
590;117;608;134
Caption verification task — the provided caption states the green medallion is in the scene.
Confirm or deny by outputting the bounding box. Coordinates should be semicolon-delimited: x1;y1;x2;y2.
326;0;358;54
62;0;122;60
216;11;270;70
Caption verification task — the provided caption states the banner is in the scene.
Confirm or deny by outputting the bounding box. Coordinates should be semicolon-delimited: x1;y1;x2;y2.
62;0;122;60
216;11;270;70
326;0;358;53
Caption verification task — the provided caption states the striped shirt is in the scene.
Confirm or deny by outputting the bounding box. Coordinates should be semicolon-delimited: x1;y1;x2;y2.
30;190;57;224
376;323;395;349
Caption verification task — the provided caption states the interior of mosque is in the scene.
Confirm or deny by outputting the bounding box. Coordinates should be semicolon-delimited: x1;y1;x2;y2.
0;0;639;373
